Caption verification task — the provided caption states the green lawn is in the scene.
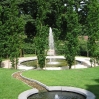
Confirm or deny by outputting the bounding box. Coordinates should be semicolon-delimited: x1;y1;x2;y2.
0;68;31;99
1;67;99;99
23;67;99;99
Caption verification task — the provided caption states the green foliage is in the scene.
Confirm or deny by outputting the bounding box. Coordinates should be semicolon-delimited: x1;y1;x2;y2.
78;38;88;56
23;43;36;54
86;0;99;66
37;54;46;68
64;1;81;69
0;0;25;69
0;6;3;67
35;26;48;68
55;40;65;55
7;0;23;69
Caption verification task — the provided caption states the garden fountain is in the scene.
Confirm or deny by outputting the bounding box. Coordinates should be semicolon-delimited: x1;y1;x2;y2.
47;27;60;65
47;27;55;56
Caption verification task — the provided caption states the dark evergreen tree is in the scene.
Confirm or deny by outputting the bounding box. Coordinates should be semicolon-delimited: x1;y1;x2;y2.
0;5;3;67
65;0;81;69
86;0;99;66
34;0;49;69
0;0;25;69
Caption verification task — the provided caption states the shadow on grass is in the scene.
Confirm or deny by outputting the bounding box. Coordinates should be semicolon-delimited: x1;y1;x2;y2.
86;79;99;99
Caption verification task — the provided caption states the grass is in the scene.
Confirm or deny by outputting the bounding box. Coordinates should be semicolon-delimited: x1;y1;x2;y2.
22;67;99;99
0;68;31;99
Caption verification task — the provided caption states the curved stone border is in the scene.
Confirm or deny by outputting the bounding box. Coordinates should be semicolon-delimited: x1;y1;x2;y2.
48;86;95;99
18;88;38;99
18;57;37;70
18;74;96;99
18;87;95;99
18;56;91;70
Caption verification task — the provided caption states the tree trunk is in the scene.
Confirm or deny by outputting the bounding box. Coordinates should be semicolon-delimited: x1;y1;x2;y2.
20;49;24;57
0;62;2;68
69;65;71;69
94;58;96;67
87;50;89;57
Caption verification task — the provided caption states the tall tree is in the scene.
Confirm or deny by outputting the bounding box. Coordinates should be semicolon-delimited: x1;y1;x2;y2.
86;0;99;66
1;0;25;69
0;5;3;67
65;0;81;69
35;0;49;69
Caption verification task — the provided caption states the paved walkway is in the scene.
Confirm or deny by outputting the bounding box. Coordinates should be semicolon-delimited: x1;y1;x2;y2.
2;56;96;70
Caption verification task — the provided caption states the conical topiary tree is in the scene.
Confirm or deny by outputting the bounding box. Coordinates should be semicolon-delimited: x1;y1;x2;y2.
65;0;81;69
86;0;99;67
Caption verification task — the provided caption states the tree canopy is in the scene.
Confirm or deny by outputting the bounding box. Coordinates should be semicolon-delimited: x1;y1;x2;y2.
0;0;99;69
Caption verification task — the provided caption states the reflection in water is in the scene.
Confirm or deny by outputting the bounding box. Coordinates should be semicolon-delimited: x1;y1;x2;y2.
28;91;86;99
55;94;59;99
21;59;68;67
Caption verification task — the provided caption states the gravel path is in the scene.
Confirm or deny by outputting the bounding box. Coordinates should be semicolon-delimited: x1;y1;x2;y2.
12;71;47;92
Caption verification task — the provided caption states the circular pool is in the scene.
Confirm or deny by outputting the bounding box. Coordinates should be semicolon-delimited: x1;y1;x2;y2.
28;91;86;99
18;87;95;99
